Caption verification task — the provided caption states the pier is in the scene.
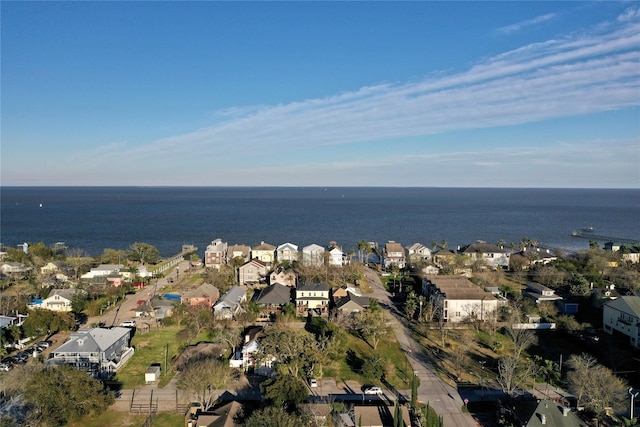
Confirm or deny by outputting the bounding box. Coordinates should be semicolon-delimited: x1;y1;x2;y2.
571;231;639;246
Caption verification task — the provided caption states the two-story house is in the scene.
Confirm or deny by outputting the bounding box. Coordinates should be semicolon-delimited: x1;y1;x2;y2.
328;245;345;267
213;285;247;320
302;244;325;267
406;243;432;262
603;295;640;349
276;242;299;263
422;275;499;323
238;258;268;285
296;281;330;316
48;327;134;375
38;288;86;312
383;241;406;269
227;244;251;264
204;238;228;269
252;283;293;320
458;242;510;269
251;242;276;266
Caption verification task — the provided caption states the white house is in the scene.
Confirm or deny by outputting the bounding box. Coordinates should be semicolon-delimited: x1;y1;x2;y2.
276;242;299;263
251;242;276;266
328;246;345;267
302;244;325;267
603;296;640;349
406;243;432;261
383;241;406;269
81;264;123;279
48;327;134;375
458;242;510;269
37;288;83;312
422;275;499;323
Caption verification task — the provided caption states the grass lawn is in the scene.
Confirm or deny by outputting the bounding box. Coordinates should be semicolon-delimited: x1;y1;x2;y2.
329;329;411;389
115;325;182;388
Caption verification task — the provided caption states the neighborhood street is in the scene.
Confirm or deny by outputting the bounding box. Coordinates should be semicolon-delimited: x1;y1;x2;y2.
363;267;479;427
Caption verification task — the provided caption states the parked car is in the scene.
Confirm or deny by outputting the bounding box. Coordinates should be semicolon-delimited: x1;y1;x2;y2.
0;363;12;372
120;320;136;327
364;386;382;395
37;341;52;349
309;378;318;388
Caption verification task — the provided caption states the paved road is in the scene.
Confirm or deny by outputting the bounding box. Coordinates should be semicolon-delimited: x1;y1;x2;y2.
363;267;478;427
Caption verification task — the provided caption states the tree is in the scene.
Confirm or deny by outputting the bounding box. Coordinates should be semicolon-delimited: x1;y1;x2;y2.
260;374;309;412
356;240;371;263
177;358;230;410
128;242;161;265
566;353;627;419
24;365;114;426
243;406;302;427
353;310;390;350
259;328;317;377
496;355;533;398
361;354;384;379
100;248;127;265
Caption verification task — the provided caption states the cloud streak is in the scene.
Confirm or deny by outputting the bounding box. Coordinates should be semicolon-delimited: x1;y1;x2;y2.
496;13;557;35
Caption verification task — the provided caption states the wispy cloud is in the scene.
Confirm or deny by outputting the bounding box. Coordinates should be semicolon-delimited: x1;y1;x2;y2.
81;14;639;187
496;13;557;35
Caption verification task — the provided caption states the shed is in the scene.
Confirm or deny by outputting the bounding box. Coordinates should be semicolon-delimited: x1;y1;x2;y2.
145;365;161;383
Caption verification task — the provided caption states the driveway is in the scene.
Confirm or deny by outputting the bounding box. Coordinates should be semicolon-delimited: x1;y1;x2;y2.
364;267;478;427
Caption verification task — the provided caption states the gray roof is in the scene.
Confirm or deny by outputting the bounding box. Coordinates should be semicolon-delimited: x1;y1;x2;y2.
253;283;292;305
182;283;219;299
221;285;246;304
605;295;640;317
297;281;330;292
514;399;582;427
55;327;131;354
335;291;370;311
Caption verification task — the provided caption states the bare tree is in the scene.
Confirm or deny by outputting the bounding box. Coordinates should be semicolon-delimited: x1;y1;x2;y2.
497;356;534;398
353;310;390;350
177;358;230;410
566;353;627;420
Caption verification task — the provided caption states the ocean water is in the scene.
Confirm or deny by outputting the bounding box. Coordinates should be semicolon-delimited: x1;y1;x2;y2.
1;187;638;257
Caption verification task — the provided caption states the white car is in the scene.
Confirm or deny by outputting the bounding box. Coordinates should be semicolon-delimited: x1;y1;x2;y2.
309;378;318;388
364;386;382;395
120;320;136;327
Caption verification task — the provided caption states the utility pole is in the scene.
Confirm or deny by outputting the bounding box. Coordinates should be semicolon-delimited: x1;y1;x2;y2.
630;388;639;420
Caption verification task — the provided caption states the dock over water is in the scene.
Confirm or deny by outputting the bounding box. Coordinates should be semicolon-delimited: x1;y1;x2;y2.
571;231;639;245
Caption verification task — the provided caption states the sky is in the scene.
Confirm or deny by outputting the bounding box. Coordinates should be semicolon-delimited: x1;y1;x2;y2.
1;1;639;188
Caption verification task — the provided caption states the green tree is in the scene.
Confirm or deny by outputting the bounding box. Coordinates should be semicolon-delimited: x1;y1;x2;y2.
242;406;302;427
361;354;384;379
128;242;161;265
24;365;114;426
260;374;309;412
259;328;317;377
353;310;390;350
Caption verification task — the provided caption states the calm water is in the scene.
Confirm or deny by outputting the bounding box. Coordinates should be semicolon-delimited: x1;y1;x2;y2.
1;187;639;257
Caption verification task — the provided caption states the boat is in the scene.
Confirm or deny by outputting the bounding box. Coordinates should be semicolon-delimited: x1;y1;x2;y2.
582;225;594;232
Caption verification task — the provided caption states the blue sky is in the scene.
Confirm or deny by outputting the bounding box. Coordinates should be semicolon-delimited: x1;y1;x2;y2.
1;1;639;188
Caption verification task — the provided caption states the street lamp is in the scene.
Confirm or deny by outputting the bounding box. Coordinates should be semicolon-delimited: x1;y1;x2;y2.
630;388;639;420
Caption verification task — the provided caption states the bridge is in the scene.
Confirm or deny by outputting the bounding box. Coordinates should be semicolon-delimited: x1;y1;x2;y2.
571;231;639;246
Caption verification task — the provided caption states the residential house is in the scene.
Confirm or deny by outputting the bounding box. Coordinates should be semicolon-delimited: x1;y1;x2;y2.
603;295;640;349
81;264;123;279
251;241;276;266
269;267;297;287
276;242;299;263
226;244;251;264
422;275;499;323
296;281;330;315
252;283;293;320
383;241;406;269
229;327;274;375
140;295;176;319
0;261;32;278
40;262;60;276
48;327;134;375
503;399;583;427
302;244;325;267
432;248;457;269
38;288;84;312
510;246;558;270
181;283;220;307
522;282;563;304
238;258;268;285
334;291;370;315
106;273;125;288
328;245;345;267
458;242;510;269
204;238;228;269
622;252;640;264
186;401;243;427
213;286;247;320
406;243;432;262
332;285;362;301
